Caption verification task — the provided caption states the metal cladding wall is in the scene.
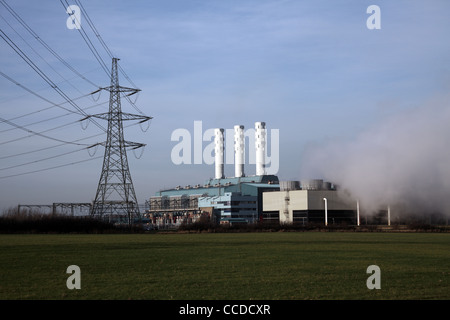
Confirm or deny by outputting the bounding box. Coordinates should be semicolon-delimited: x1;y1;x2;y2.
198;192;259;223
307;191;353;210
280;181;300;191
263;189;357;224
300;179;335;191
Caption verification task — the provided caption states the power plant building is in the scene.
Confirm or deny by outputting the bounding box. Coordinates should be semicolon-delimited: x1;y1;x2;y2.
146;122;279;227
262;180;357;224
147;175;279;226
147;121;357;227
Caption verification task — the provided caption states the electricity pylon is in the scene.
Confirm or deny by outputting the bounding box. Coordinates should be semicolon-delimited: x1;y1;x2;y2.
88;58;151;225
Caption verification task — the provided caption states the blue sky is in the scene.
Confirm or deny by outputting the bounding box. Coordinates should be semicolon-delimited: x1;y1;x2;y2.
1;0;449;210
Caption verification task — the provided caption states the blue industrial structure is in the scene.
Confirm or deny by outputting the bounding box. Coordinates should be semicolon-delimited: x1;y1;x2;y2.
146;175;279;227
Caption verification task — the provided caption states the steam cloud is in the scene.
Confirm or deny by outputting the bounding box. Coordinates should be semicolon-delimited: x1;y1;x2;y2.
300;95;450;217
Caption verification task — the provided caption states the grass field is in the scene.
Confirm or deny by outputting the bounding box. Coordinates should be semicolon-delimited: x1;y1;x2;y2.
0;232;449;300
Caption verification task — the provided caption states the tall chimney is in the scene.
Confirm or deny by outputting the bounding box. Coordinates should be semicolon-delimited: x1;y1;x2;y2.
234;125;245;178
214;128;225;179
255;122;266;176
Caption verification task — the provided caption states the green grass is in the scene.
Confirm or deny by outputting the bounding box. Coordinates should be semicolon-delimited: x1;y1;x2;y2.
0;232;449;299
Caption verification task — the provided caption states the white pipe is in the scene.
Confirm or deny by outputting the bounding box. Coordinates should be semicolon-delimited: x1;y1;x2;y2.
214;128;224;179
323;198;328;226
357;200;360;226
255;122;266;176
234;125;245;177
387;205;391;226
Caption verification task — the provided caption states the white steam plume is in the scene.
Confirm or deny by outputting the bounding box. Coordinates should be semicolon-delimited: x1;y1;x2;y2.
300;95;450;216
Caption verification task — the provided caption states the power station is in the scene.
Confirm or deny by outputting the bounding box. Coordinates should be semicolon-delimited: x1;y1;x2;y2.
146;122;280;226
145;121;356;228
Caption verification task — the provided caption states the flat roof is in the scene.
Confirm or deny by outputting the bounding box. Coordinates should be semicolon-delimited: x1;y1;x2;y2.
154;175;280;197
205;174;279;186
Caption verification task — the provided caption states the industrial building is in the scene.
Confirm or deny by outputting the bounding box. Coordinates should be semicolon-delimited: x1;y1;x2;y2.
262;179;358;225
146;121;358;228
145;122;280;227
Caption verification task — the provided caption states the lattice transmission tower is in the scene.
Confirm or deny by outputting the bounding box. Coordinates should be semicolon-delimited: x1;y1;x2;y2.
88;58;151;224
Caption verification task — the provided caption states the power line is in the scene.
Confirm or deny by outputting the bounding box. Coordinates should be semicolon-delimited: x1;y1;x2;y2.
75;0;114;59
0;27;107;133
0;146;89;171
0;12;85;96
73;0;136;87
0;2;150;185
70;0;146;116
0;0;100;88
0;71;110;140
0;99;108;134
0;142;76;161
59;0;110;76
0;155;103;180
0;116;90;146
0;70;81;115
0;121;142;161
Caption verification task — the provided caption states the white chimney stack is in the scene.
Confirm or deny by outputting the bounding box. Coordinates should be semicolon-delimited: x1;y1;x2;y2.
255;121;266;176
214;128;225;179
234;125;245;178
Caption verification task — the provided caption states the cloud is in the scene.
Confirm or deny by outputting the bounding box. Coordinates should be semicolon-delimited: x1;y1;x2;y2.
300;93;450;216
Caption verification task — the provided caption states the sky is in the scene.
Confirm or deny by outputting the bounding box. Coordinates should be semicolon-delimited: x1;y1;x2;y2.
1;0;449;213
